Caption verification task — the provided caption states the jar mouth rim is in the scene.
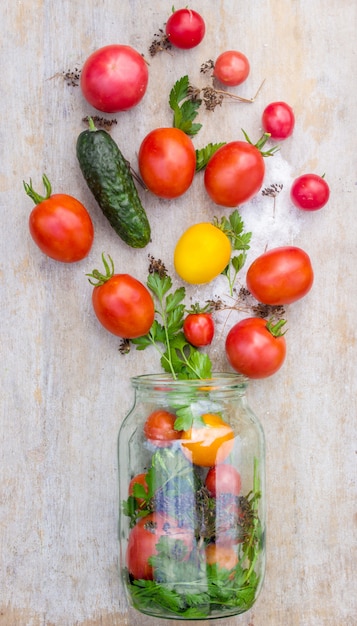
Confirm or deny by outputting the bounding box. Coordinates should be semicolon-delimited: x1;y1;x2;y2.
131;372;248;390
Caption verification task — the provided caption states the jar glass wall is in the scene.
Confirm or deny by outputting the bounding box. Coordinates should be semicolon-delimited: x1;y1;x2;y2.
118;373;266;621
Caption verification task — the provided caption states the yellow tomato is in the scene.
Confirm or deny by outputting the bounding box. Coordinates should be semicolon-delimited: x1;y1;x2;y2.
174;223;231;284
181;413;234;467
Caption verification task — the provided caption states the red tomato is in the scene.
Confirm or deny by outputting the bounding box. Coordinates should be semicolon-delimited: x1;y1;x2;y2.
290;173;330;211
143;410;182;447
205;464;242;498
205;543;239;572
213;50;250;87
126;512;194;579
138;127;196;199
181;413;234;467
165;8;205;49
204;140;265;207
80;44;149;113
246;246;314;305
25;174;94;263
88;255;155;338
225;317;287;379
128;473;148;508
183;312;214;347
262;101;295;139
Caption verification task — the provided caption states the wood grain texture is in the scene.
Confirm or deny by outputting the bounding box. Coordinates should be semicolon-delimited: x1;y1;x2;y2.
1;1;356;625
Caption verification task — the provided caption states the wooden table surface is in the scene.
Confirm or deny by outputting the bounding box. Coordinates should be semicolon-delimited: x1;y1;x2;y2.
1;1;356;625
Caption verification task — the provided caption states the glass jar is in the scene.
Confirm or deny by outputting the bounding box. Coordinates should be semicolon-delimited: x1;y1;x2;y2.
118;373;265;621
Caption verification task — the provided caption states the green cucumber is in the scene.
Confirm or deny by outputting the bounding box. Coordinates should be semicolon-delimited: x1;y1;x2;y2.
76;119;151;248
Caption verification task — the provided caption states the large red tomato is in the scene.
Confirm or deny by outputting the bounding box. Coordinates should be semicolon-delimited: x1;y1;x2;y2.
138;128;196;199
25;174;94;263
204;140;265;207
80;44;149;113
88;255;155;338
225;317;287;379
246;246;314;305
126;512;194;580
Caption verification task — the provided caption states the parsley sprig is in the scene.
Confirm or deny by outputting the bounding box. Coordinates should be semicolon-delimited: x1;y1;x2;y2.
132;272;212;380
169;75;202;136
214;209;252;295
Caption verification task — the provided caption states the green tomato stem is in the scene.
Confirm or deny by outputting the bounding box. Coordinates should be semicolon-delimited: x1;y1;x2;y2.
241;128;280;157
23;173;52;205
266;318;287;337
86;253;115;286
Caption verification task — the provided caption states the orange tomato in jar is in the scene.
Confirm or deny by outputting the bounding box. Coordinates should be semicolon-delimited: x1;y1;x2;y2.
181;413;234;467
205;543;239;573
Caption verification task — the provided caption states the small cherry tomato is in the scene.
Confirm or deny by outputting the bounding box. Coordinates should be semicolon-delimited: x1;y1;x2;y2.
290;173;330;211
205;464;242;498
174;223;231;284
181;413;234;467
143;409;182;447
128;473;148;508
138;127;196;199
165;8;205;49
246;246;314;305
205;543;239;572
213;50;250;86
225;317;287;379
126;512;194;580
80;44;148;113
24;174;94;263
204;133;273;207
183;307;215;347
262;101;295;139
87;254;155;338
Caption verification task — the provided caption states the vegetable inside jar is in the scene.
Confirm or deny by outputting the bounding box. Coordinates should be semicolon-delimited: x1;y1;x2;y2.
118;373;266;620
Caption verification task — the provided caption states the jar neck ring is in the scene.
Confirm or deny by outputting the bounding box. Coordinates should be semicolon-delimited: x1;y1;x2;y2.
130;372;248;395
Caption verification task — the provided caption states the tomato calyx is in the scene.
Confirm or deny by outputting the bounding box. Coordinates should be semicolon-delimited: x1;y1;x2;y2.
185;302;213;315
241;129;280;158
23;173;52;205
86;252;115;286
266;318;288;337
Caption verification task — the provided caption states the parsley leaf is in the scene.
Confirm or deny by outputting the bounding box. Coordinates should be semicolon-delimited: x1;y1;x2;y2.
169;75;202;136
195;142;226;172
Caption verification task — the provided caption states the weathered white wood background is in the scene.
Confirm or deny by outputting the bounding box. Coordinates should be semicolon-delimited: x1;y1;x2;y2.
1;1;356;625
